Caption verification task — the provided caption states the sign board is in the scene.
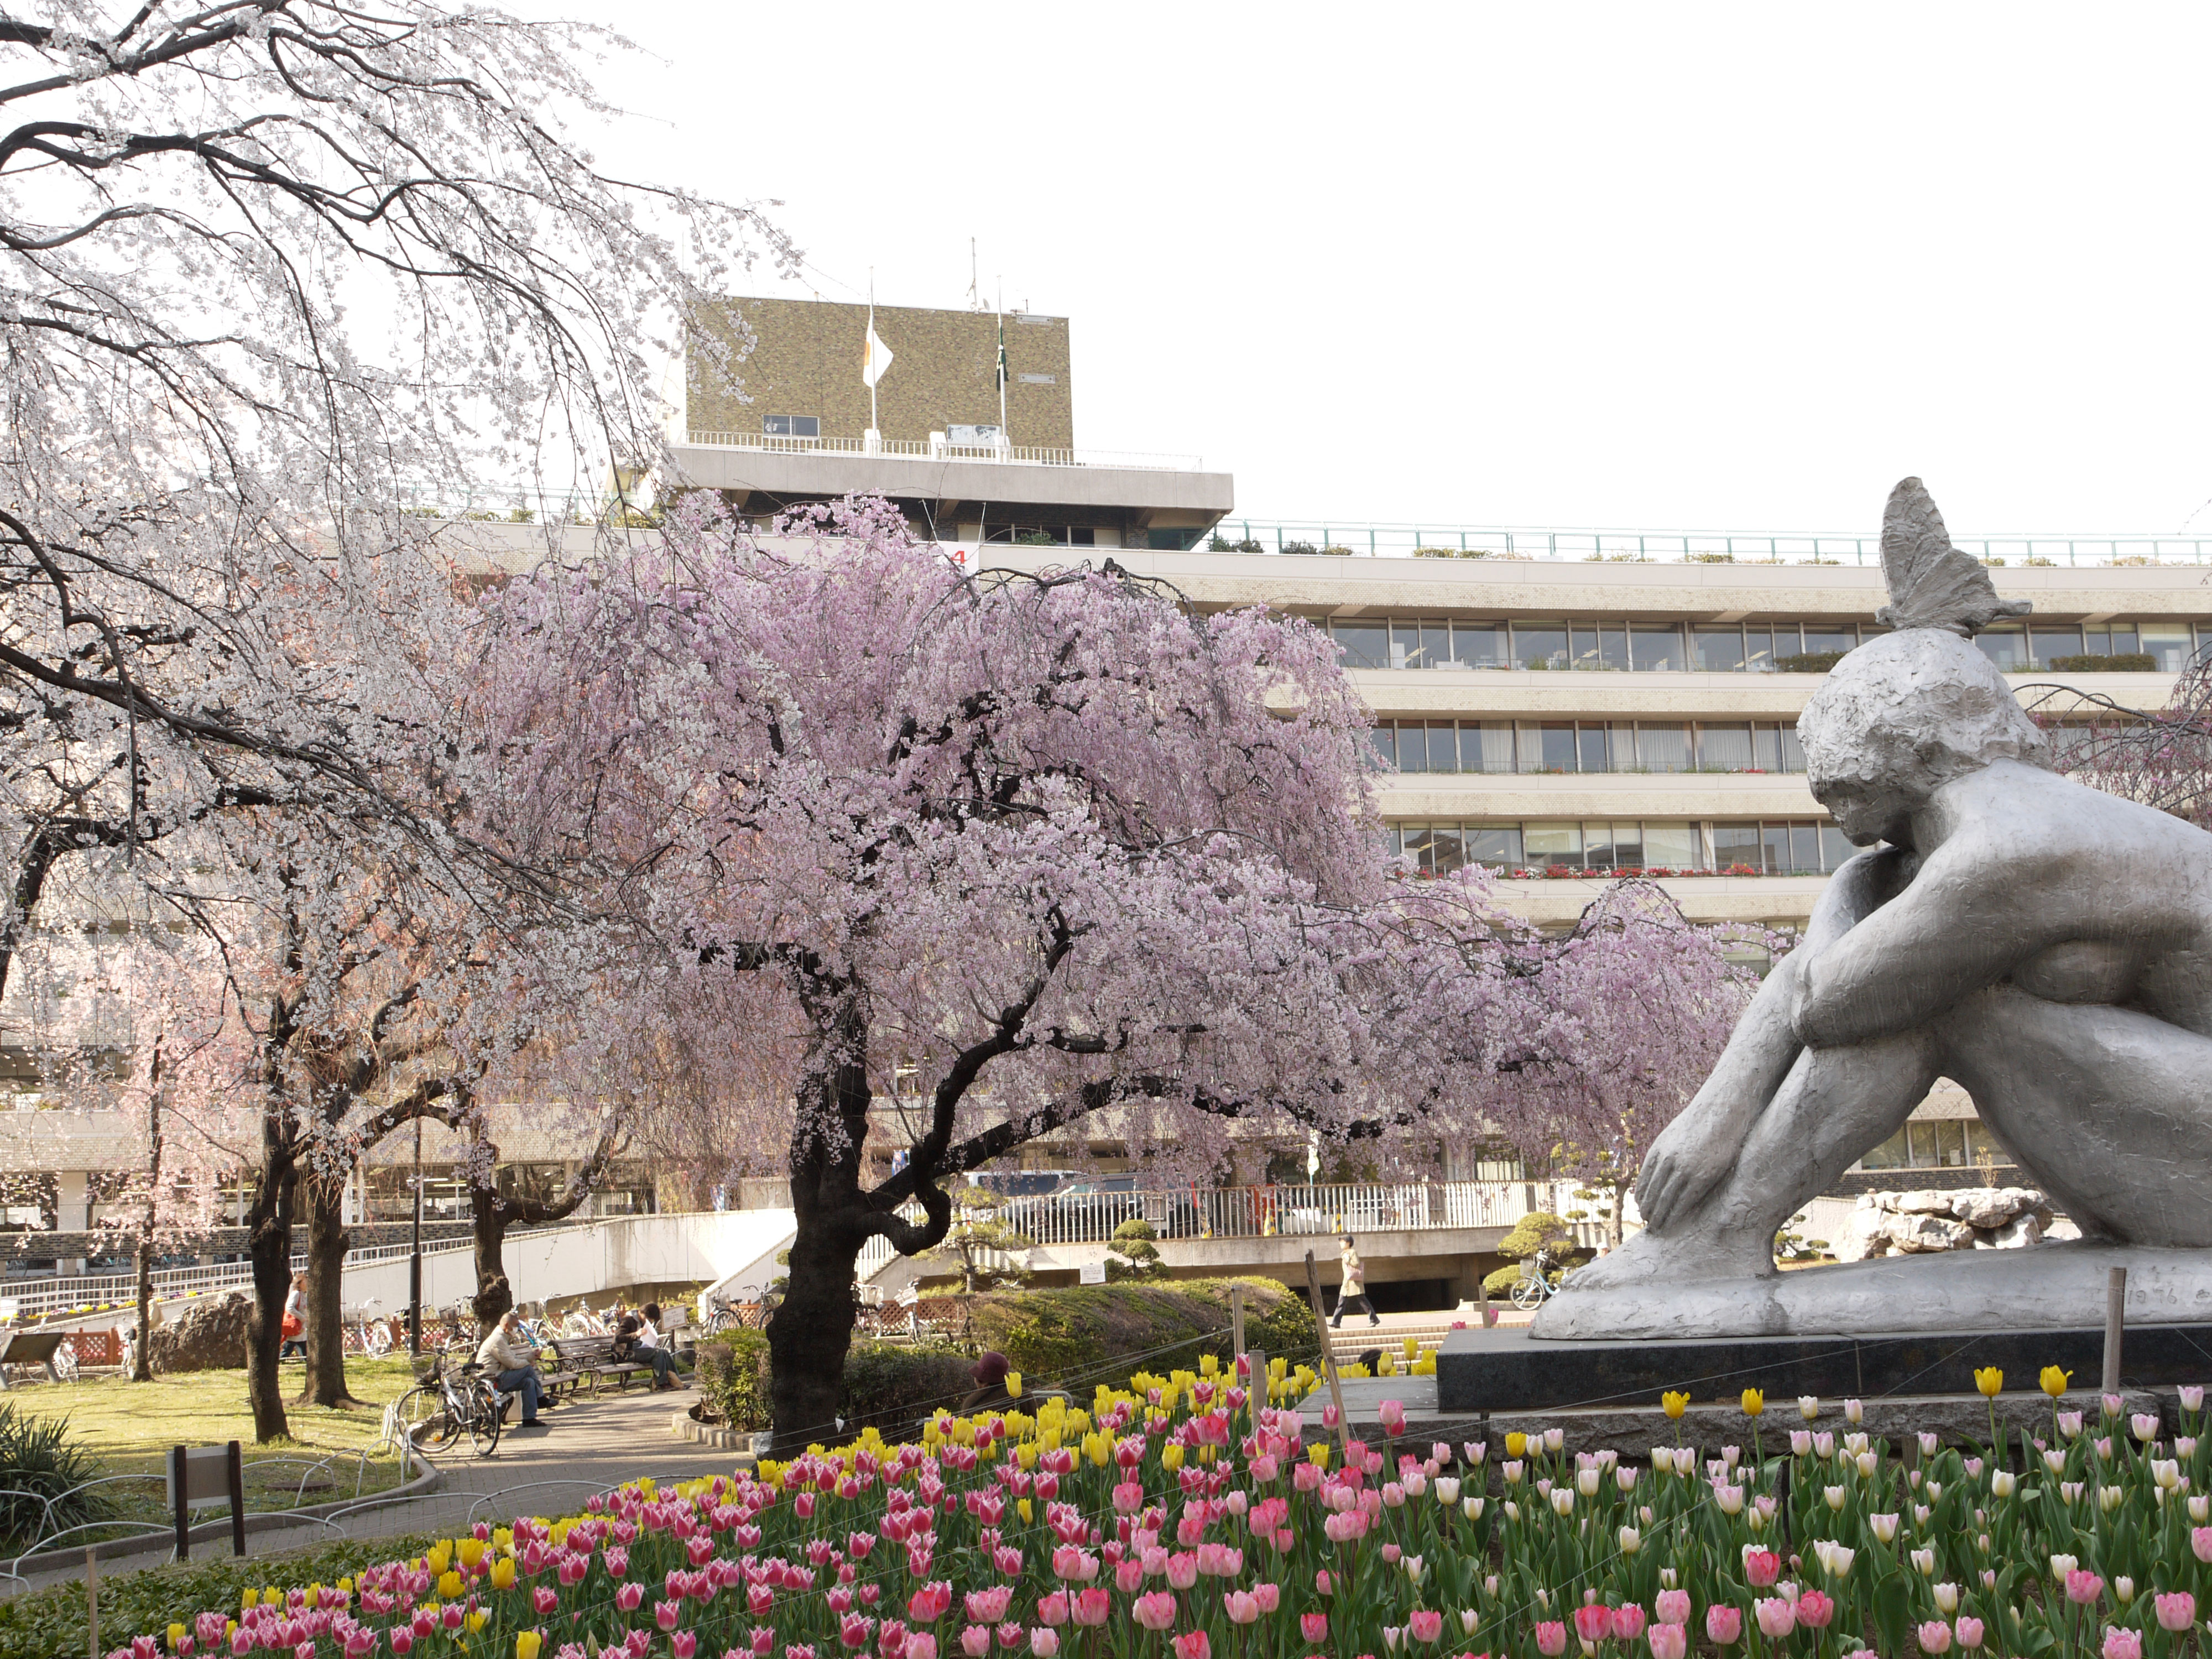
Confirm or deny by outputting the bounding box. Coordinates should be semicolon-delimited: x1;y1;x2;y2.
1078;1260;1107;1286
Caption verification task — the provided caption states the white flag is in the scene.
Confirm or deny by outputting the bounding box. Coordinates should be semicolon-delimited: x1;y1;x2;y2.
862;321;895;388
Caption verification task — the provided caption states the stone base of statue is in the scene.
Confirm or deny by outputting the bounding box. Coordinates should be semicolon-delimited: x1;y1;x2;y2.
1527;1240;2212;1343
1432;1310;2212;1415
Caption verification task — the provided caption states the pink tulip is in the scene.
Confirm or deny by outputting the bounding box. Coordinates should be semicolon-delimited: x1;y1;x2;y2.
2101;1630;2143;1659
1113;1561;1143;1595
1955;1619;1985;1651
1027;1634;1057;1659
907;1641;937;1659
1574;1605;1611;1645
1754;1598;1796;1639
1133;1593;1177;1632
655;1600;682;1632
2067;1571;2106;1606
958;1629;990;1659
1744;1550;1781;1588
1647;1625;1687;1659
1314;1569;1333;1597
1300;1613;1327;1642
1254;1583;1280;1614
1069;1592;1108;1630
1166;1553;1198;1590
1611;1604;1647;1641
909;1587;953;1626
2156;1592;2197;1631
1224;1593;1261;1627
1532;1621;1568;1657
672;1637;698;1659
1918;1621;1953;1655
1033;1595;1067;1629
1705;1605;1743;1647
964;1592;1011;1626
2194;1527;2212;1564
1380;1400;1407;1433
1169;1636;1209;1659
1796;1590;1834;1630
617;1585;644;1613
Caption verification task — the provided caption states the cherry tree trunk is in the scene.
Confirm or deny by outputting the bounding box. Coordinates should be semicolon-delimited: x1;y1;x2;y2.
471;1192;515;1327
295;1173;357;1407
765;1215;861;1456
132;1229;154;1383
242;1154;296;1443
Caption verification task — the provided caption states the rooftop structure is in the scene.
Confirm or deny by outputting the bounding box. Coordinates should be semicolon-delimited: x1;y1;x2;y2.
676;295;1233;550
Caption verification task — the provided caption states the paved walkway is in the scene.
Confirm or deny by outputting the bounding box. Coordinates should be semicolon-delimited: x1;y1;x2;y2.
9;1384;741;1596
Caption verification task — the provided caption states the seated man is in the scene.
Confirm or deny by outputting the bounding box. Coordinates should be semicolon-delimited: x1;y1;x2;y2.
476;1311;549;1430
1547;479;2212;1332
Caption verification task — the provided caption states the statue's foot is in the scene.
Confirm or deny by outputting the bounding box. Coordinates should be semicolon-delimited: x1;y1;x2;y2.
1529;1227;1786;1341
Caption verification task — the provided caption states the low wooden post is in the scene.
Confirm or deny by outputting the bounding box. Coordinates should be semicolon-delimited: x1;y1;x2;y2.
1302;1251;1354;1465
1248;1347;1267;1422
84;1547;98;1659
2103;1267;2127;1396
169;1445;190;1561
226;1441;246;1557
1478;1280;1495;1329
1230;1284;1246;1364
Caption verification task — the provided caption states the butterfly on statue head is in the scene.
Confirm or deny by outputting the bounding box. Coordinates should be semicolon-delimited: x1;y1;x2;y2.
1875;476;2034;637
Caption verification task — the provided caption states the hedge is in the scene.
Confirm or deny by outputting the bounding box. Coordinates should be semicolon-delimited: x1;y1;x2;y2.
694;1331;770;1432
840;1342;974;1434
962;1276;1316;1388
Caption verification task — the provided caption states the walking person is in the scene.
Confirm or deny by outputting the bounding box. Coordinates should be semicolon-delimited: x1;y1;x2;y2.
477;1310;550;1431
279;1272;308;1358
1331;1233;1379;1328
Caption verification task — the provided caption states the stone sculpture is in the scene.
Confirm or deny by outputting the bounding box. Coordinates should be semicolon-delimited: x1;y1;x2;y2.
1537;478;2212;1339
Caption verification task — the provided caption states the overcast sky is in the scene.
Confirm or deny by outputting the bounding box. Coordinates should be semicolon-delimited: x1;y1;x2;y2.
544;3;2212;538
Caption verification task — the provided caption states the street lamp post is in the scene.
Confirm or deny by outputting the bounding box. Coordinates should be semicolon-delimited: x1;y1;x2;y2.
408;1113;422;1359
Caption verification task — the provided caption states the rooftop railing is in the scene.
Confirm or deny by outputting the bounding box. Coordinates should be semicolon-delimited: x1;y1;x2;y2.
1203;520;2212;568
683;430;1206;473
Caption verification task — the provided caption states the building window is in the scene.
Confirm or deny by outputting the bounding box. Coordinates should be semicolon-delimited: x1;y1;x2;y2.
1387;817;1851;875
763;415;820;437
1859;1118;2007;1171
1366;718;1803;774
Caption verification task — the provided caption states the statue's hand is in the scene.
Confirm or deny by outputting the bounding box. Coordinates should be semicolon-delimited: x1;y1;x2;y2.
1635;1105;1738;1234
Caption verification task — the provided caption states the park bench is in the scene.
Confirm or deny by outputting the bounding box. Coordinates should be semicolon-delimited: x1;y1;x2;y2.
535;1334;654;1396
0;1328;69;1387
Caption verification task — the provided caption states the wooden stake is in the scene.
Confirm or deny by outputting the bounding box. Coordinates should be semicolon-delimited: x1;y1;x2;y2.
85;1547;98;1659
2103;1266;2127;1396
1230;1284;1246;1364
1302;1251;1354;1464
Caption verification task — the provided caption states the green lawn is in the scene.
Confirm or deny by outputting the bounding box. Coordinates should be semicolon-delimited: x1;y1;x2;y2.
7;1357;422;1545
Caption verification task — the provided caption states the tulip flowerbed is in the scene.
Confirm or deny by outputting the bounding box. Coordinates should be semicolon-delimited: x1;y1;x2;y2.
95;1360;2212;1659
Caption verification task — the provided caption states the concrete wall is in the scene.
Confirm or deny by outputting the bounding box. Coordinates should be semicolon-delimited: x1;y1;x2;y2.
690;298;1074;450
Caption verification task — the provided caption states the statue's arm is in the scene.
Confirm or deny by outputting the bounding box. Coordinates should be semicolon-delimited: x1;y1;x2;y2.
1635;849;1907;1231
1793;836;2065;1047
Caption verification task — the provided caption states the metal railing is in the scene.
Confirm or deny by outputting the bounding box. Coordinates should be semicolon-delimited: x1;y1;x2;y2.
2;1225;568;1326
857;1177;1585;1274
1203;520;2212;568
684;429;1204;473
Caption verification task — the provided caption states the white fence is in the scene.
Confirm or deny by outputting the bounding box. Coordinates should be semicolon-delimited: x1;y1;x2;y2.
5;1211;795;1329
683;429;1203;473
857;1178;1592;1275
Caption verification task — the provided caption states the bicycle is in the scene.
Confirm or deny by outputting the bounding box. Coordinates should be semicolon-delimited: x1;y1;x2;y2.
388;1353;502;1457
1510;1250;1563;1311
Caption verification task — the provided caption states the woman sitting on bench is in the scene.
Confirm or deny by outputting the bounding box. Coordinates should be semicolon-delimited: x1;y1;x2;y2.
612;1304;680;1390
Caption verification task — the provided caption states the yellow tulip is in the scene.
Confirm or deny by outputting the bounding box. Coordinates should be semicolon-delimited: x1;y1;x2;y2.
517;1634;542;1659
1162;1443;1186;1470
241;1592;258;1611
337;1579;353;1594
489;1558;517;1591
2041;1365;2071;1400
459;1539;486;1571
1005;1370;1023;1397
1741;1389;1766;1418
168;1624;186;1651
466;1610;487;1634
439;1571;465;1601
226;1623;237;1641
1662;1391;1689;1420
1308;1443;1331;1470
1017;1498;1033;1524
1505;1432;1528;1458
1975;1367;2004;1399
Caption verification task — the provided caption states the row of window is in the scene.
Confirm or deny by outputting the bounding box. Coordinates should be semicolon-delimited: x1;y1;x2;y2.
1858;1118;2007;1171
1322;617;2212;675
1390;818;1856;876
1374;719;1805;775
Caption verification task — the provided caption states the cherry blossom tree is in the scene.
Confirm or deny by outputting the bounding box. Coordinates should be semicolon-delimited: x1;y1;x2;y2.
2029;660;2212;830
477;498;1509;1449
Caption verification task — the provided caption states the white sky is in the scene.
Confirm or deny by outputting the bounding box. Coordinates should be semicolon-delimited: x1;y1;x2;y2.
542;3;2212;537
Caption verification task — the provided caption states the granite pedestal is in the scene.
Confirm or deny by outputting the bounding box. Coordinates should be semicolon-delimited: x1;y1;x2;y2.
1434;1321;2212;1415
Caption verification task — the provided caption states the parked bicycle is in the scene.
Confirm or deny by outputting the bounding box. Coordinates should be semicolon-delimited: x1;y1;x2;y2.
387;1353;503;1457
1510;1248;1566;1310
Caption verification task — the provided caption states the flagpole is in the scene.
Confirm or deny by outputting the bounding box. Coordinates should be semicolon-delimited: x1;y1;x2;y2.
868;270;879;440
996;277;1008;445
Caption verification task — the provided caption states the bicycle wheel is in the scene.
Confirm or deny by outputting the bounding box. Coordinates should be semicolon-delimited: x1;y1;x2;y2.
466;1379;502;1457
1510;1277;1546;1311
390;1384;450;1449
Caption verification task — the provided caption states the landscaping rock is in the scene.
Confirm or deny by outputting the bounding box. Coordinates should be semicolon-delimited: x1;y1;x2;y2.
147;1290;252;1373
1892;1213;1975;1253
1986;1213;2044;1249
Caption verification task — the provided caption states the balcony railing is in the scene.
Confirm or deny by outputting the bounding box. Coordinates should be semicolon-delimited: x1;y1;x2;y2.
858;1178;1591;1275
1203;520;2212;568
683;430;1204;473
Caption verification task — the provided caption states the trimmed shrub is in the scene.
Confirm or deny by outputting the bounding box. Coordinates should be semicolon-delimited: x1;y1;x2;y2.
2048;653;2156;673
1775;651;1848;674
841;1342;974;1434
694;1332;770;1433
1105;1218;1169;1284
964;1277;1316;1387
